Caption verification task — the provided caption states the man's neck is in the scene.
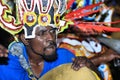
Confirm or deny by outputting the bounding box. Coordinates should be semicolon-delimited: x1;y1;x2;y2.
27;48;44;65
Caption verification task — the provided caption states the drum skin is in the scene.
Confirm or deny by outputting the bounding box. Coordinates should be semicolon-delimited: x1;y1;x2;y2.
40;63;100;80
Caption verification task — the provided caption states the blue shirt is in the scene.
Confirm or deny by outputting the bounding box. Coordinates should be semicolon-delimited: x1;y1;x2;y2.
0;42;75;80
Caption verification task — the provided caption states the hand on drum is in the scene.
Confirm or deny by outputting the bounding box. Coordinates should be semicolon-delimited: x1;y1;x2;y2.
71;56;94;71
71;56;103;80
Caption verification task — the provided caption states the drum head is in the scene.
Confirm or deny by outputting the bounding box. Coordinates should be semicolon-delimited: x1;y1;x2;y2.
40;63;99;80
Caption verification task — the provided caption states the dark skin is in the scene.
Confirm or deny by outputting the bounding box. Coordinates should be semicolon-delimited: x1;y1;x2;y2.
19;26;57;77
90;46;120;66
0;26;103;79
0;45;8;57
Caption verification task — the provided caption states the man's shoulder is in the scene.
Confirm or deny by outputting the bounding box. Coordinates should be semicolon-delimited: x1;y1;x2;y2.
57;48;72;53
56;48;75;57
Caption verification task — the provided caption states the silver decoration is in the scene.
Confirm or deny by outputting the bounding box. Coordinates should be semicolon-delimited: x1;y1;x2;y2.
9;42;29;69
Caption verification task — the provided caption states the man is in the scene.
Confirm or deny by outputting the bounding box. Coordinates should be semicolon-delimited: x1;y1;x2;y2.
0;0;120;80
0;0;103;80
0;25;104;80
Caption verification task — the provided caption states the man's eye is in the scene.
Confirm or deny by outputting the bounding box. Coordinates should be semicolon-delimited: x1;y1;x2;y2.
50;28;57;33
41;31;46;35
50;30;55;33
37;30;46;36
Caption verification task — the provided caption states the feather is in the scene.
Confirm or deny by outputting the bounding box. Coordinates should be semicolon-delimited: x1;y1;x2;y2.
66;0;75;10
65;2;103;20
76;23;120;32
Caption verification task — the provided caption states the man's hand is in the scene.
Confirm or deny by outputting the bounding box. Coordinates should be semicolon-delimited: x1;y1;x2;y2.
71;56;103;80
0;44;8;57
71;56;94;71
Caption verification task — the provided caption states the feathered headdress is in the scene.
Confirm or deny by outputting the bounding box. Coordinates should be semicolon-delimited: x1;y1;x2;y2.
0;0;120;39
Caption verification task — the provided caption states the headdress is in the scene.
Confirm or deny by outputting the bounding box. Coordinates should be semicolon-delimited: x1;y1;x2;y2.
0;0;66;38
0;0;120;39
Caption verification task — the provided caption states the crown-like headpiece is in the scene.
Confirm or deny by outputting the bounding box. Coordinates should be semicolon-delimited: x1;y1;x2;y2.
0;0;66;38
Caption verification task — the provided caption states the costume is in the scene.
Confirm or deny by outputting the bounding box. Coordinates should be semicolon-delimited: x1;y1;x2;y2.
0;0;120;80
0;42;75;80
58;34;112;80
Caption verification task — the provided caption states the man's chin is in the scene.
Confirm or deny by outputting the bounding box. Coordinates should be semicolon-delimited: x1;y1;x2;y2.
43;51;58;62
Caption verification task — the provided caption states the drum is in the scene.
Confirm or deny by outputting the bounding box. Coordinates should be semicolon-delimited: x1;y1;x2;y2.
40;63;100;80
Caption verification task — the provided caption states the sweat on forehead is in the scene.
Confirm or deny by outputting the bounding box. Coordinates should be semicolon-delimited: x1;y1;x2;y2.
35;26;53;31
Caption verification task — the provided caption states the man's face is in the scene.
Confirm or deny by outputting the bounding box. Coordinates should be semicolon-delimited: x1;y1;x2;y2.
28;26;58;61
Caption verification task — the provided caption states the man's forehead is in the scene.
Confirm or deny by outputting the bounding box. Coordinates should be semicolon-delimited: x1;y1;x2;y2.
35;26;53;31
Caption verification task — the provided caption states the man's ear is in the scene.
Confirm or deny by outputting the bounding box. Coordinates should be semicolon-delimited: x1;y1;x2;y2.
19;34;29;45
